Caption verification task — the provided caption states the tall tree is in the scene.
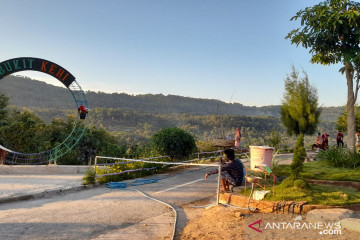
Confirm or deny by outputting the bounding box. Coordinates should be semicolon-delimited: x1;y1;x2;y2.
281;66;321;136
286;0;360;149
281;66;320;180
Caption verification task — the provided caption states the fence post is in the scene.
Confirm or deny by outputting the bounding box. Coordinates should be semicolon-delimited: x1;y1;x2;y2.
216;165;221;205
94;156;98;172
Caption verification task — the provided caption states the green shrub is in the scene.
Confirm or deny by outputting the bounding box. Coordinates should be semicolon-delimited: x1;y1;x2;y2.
290;134;306;179
151;127;197;161
294;179;309;189
278;177;296;188
318;147;360;169
95;156;171;183
82;168;96;185
278;176;309;190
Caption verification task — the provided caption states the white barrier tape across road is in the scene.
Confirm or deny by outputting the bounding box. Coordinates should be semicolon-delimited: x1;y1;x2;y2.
94;155;222;205
154;178;205;194
95;156;220;167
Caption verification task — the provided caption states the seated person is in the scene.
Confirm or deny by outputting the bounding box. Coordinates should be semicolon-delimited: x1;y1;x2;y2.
204;149;244;192
312;143;323;153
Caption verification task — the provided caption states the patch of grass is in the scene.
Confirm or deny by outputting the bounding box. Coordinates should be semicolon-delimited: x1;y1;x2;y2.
272;183;360;206
274;161;360;182
241;182;360;206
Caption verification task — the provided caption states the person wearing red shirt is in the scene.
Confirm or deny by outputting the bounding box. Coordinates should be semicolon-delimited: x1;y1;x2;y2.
336;131;344;148
322;132;329;149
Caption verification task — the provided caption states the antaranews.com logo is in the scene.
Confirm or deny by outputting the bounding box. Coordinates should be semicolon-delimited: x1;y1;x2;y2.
247;219;341;236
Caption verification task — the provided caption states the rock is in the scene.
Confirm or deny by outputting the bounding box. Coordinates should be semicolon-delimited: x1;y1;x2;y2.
234;212;245;218
306;208;356;223
293;215;303;221
339;218;360;233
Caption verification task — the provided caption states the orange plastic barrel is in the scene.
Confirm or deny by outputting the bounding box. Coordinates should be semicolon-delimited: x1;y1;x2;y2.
249;146;274;169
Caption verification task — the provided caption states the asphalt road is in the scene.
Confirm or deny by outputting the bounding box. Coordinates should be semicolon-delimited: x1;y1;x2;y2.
0;166;218;240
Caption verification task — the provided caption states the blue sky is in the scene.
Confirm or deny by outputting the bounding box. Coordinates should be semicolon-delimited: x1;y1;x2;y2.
0;0;347;107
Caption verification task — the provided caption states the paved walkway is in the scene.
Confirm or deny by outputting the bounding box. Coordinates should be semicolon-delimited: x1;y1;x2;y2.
0;171;86;204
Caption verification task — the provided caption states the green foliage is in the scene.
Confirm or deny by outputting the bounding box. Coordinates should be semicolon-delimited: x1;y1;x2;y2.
293;179;309;190
0;75;345;164
57;150;79;165
43;117;74;152
277;177;309;190
96;157;170;183
196;140;218;152
280;66;321;136
0;94;9;124
0;109;47;153
286;0;360;148
58;124;128;165
82;168;96;185
0;104;127;165
286;0;360;66
152;127;197;160
274;161;360;182
267;182;360;206
267;130;282;149
290;134;307;180
1;75;344;151
278;177;296;188
241;175;360;205
317;146;360;169
336;106;360;132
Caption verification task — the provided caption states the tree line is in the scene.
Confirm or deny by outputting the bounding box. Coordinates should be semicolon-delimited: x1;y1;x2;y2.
0;75;344;121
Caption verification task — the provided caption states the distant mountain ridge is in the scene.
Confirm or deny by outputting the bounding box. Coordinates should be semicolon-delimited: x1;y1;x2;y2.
0;75;344;121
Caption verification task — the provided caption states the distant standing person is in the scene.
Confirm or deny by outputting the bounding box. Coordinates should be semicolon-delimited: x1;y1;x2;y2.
322;132;329;149
234;128;241;148
316;132;322;148
336;131;344;148
226;132;232;140
356;132;360;153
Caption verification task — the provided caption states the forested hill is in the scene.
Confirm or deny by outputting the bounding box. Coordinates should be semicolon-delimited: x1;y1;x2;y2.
0;75;344;121
0;75;279;116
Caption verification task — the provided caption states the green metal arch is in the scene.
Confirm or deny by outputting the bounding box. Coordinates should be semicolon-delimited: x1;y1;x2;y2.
0;57;88;165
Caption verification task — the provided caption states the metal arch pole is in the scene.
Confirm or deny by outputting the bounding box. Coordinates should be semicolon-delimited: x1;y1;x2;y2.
68;81;88;109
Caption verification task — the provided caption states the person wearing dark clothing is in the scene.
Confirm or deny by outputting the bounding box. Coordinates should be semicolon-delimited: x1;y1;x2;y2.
336;131;344;148
204;149;244;192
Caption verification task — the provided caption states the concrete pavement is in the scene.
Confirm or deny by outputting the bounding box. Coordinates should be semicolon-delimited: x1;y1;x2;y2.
0;165;88;204
0;165;218;240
